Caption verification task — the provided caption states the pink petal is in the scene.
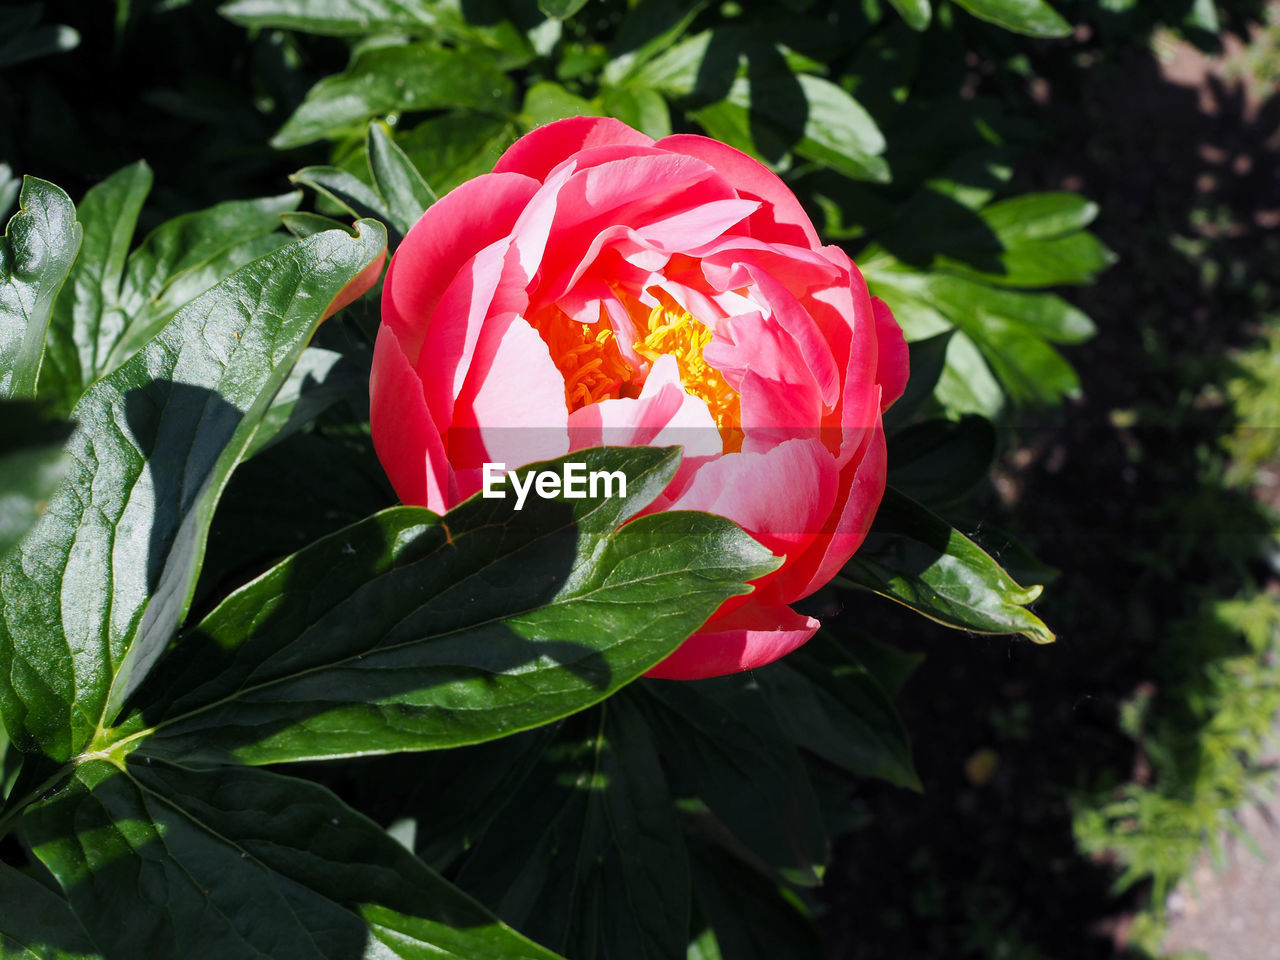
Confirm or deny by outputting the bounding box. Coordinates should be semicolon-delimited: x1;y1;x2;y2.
873;295;909;411
533;154;736;304
644;600;820;679
382;171;539;365
771;416;887;601
736;367;824;456
493;116;653;181
369;324;455;514
664;438;838;561
656;134;822;249
448;313;570;476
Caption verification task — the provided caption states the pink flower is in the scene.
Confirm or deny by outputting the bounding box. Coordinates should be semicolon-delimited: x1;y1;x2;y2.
370;116;907;680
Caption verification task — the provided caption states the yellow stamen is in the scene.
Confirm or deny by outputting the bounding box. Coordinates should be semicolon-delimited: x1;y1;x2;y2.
533;314;634;411
634;304;742;451
530;301;743;452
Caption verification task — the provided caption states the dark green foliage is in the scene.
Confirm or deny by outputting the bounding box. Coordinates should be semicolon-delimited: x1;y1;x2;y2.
2;0;1269;958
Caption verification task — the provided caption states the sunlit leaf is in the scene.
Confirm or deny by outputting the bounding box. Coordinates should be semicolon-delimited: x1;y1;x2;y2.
0;222;387;761
125;447;779;765
838;488;1054;643
25;759;565;959
0;177;81;400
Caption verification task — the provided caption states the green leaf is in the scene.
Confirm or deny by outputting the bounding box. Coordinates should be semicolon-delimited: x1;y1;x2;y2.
458;698;689;960
838;487;1054;643
933;329;1004;418
688;839;826;960
0;222;388;762
246;342;373;457
870;270;1096;344
281;211;357;238
38;166;300;409
39;162;151;410
0;166;19;221
0;863;98;959
866;269;1093;405
272;43;515;149
397;112;518;196
602;0;709;85
949;0;1071;37
363;727;560;871
881;330;952;432
522;82;601;128
887;414;996;508
980;191;1098;243
106;192;301;373
219;0;460;35
0;177;81;400
291;165;396;225
699;74;889;182
626;30;714;98
0;403;71;562
757;639;919;789
887;0;932;29
0;6;79;69
367;123;436;236
125;446;779;765
640;677;827;886
599;85;672;139
538;0;589;19
24;758;565;960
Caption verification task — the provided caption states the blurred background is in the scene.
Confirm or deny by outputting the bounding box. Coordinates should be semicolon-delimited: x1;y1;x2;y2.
5;0;1280;956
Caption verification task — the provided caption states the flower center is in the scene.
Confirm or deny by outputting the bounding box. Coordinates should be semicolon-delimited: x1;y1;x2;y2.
634;304;741;449
538;316;635;411
534;302;742;451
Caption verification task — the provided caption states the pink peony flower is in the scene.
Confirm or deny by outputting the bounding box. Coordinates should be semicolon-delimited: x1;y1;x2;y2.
370;116;907;680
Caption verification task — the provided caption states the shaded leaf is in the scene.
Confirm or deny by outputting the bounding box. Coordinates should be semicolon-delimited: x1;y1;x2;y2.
0;402;71;562
0;177;81;400
272;43;515;149
639;677;827;886
25;758;565;960
40;161;151;410
933;329;1004;419
126;446;779;765
602;0;708;85
687;838;825;960
0;6;78;69
698;75;889;182
838;487;1054;643
881;329;953;432
0;167;18;222
458;698;689;960
0;863;98;960
757;639;919;789
0;222;388;761
887;414;997;508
